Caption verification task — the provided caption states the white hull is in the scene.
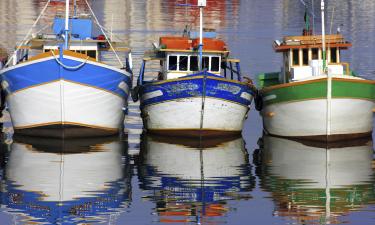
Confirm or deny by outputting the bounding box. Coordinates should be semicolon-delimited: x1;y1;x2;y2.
263;135;374;188
262;98;374;138
142;97;249;134
7;80;126;133
7;141;124;202
142;136;251;190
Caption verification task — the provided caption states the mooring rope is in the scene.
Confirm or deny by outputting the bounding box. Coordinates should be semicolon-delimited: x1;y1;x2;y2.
4;0;51;68
51;50;89;70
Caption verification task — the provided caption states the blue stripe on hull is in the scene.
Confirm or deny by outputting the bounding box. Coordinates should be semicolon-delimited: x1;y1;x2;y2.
140;75;254;108
2;180;128;224
2;57;132;97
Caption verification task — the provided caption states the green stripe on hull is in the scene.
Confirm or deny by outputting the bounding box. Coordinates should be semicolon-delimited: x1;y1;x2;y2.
262;79;375;106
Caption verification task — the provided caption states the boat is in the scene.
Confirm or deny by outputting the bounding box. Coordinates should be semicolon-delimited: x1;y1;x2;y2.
257;0;375;142
132;0;256;137
256;135;375;225
0;135;131;224
138;134;254;224
0;0;133;138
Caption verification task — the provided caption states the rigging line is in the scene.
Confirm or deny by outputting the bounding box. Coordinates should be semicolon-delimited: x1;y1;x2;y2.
312;0;315;34
92;20;126;43
4;0;51;68
329;6;335;35
299;0;317;17
84;0;124;68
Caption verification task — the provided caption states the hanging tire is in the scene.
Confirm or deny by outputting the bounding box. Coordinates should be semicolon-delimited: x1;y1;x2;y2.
131;86;140;102
254;92;263;111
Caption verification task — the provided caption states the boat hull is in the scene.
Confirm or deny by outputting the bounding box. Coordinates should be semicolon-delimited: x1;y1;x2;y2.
1;51;132;137
261;76;375;141
139;74;254;137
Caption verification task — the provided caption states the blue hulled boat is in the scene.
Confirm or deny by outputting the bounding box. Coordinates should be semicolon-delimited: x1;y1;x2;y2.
0;0;132;138
133;2;256;137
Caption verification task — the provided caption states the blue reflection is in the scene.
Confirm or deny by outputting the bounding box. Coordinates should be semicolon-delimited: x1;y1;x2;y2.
0;135;131;225
138;135;254;224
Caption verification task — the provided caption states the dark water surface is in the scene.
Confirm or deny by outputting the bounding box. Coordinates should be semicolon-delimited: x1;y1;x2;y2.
0;0;374;224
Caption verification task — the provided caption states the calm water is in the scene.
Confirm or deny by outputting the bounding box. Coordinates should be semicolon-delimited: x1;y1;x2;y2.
0;0;374;224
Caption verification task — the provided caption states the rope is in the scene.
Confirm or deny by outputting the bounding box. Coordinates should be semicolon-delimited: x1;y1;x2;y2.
199;72;207;132
84;0;124;68
4;0;51;68
51;50;89;70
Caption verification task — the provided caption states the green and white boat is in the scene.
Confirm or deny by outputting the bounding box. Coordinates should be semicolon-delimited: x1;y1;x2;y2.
257;1;375;142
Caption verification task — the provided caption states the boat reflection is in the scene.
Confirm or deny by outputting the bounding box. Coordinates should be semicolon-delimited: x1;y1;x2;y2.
138;135;255;224
256;135;375;225
0;135;131;224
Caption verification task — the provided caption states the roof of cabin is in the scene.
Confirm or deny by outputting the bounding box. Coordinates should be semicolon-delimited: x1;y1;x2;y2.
142;50;239;62
274;34;352;52
19;38;131;52
158;36;228;53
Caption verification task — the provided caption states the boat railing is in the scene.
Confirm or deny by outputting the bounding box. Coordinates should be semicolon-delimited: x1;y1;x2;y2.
328;62;350;75
223;58;242;81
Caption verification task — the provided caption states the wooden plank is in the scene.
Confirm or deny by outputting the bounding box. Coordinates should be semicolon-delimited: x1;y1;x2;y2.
159;48;229;54
274;43;352;52
143;57;165;61
225;58;240;63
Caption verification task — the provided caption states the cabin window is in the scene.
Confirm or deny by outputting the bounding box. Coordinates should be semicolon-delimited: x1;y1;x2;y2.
87;50;97;59
202;56;210;70
331;48;337;63
190;56;199;71
168;55;177;71
302;49;309;65
211;57;220;72
312;48;319;59
292;49;299;66
179;56;188;71
44;49;51;53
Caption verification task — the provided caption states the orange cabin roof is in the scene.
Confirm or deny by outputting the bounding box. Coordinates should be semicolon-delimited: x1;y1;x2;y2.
159;36;227;51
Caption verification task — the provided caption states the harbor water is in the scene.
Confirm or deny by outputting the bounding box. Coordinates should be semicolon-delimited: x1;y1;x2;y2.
0;0;374;224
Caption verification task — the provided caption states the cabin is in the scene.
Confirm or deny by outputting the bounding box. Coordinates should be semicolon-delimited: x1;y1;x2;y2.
138;31;243;84
11;15;130;68
275;34;352;81
159;36;226;79
259;34;352;87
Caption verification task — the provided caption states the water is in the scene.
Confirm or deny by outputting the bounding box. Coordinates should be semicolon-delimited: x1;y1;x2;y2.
0;0;374;224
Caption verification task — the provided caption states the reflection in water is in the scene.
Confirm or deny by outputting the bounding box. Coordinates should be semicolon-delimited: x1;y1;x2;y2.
0;135;131;224
255;135;375;225
138;135;255;224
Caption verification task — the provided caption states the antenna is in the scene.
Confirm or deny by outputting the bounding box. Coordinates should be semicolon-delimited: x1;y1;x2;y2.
64;0;70;49
198;0;206;71
74;0;77;17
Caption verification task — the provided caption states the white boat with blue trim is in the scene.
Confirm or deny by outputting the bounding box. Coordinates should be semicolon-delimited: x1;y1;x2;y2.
133;1;256;137
0;0;132;138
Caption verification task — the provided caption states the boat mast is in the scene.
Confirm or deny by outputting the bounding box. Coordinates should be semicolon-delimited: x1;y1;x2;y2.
198;0;206;71
322;0;331;138
321;0;326;72
64;0;70;49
